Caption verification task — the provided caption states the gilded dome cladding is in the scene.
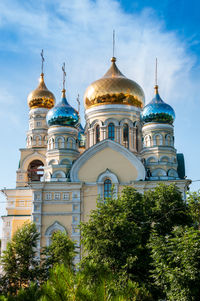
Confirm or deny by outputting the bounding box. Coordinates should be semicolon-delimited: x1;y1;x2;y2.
28;73;55;109
84;57;145;109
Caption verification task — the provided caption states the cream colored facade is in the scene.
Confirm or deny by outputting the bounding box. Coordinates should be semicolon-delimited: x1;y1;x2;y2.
1;57;190;262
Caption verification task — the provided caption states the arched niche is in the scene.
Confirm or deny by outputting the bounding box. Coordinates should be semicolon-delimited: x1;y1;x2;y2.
45;221;67;246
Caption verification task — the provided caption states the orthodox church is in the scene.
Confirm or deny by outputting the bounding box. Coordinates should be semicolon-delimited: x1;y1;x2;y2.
1;54;190;262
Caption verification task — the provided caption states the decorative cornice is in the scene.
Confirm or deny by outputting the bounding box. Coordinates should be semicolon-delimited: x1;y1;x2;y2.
142;123;173;131
48;126;78;135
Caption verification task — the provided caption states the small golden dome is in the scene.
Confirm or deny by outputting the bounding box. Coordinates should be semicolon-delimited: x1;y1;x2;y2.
28;73;55;109
84;57;145;109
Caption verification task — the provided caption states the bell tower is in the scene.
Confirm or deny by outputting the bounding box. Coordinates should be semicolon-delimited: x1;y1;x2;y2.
16;51;55;187
141;84;179;180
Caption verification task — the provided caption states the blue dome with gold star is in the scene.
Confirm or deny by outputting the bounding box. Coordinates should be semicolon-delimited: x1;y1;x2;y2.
46;90;79;127
141;85;175;125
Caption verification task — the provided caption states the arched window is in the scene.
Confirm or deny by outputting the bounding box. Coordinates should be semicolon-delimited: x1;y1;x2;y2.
96;125;100;143
123;124;129;148
108;123;115;140
154;134;162;146
104;179;112;198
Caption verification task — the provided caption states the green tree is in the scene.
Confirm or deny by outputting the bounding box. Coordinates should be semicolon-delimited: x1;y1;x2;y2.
0;283;43;301
40;264;92;301
40;263;153;301
80;184;191;298
1;222;40;295
144;183;191;235
41;231;76;281
187;190;200;229
149;226;200;301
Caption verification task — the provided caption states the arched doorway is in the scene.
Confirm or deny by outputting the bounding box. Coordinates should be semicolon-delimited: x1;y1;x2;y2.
27;160;44;181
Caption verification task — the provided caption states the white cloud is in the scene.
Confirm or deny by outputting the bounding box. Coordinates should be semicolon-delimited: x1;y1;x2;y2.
0;0;196;100
0;0;198;126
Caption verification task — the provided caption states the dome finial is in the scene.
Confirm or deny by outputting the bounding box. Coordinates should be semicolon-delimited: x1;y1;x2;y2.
40;49;45;76
62;62;66;98
111;30;116;63
76;94;80;113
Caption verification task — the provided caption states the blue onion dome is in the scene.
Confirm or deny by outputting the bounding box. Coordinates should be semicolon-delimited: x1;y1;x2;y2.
46;89;79;127
141;85;175;124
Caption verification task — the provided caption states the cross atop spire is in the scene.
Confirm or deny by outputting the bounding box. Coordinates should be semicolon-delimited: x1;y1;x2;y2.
155;57;158;86
112;29;115;58
40;49;45;75
76;94;80;113
62;62;66;91
154;57;159;94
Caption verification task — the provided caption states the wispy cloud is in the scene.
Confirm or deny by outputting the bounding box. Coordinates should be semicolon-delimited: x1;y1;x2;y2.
0;0;197;113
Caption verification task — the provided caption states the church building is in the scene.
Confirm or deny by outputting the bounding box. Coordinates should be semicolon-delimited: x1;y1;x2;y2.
1;54;190;262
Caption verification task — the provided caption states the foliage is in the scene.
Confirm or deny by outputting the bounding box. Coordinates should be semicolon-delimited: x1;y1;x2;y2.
187;190;200;229
0;283;42;301
41;231;76;281
0;222;40;295
40;263;153;301
40;264;92;301
81;187;150;281
0;223;76;296
144;184;191;235
80;184;192;298
149;226;200;301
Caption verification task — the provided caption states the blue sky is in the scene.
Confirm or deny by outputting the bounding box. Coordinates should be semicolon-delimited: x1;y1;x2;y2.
0;0;200;226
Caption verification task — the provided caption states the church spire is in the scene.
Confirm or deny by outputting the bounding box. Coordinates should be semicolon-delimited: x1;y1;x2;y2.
62;62;67;98
154;57;159;94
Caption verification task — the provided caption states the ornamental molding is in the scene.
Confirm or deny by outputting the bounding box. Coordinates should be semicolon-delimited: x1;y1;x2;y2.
70;139;145;182
22;152;46;170
45;221;67;246
103;118;120;126
48;126;77;135
97;168;119;184
85;104;142;115
142;123;173;131
29;108;48;116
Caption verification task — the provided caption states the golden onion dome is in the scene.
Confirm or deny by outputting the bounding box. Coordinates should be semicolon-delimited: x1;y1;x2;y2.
84;57;145;109
28;73;55;109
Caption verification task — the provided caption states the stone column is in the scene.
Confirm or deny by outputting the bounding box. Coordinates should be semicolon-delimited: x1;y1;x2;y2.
88;128;94;147
101;126;107;140
116;126;120;143
133;127;137;151
129;127;134;152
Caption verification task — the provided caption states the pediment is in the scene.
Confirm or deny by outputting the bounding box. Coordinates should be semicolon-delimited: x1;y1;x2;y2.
70;139;145;183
